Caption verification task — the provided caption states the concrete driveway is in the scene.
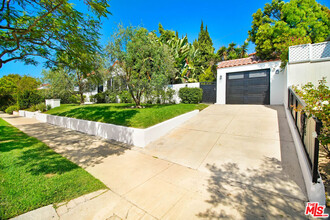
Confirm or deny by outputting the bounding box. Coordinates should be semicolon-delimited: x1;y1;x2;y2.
1;105;308;219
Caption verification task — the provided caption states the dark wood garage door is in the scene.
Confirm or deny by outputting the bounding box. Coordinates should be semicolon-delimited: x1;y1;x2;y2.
226;69;270;104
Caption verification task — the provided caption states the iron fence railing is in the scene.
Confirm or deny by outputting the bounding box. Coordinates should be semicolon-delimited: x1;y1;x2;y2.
288;87;322;183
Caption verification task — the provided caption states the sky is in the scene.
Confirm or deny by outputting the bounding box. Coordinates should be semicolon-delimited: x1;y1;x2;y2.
1;0;329;78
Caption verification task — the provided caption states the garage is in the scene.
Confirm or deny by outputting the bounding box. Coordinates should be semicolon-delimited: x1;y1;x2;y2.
226;69;270;104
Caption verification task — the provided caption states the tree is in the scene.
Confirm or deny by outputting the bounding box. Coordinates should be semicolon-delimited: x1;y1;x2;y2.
0;0;110;69
0;74;20;110
194;21;216;80
249;0;330;65
107;25;176;107
158;23;176;43
216;41;249;61
41;68;76;100
57;52;104;104
0;74;40;109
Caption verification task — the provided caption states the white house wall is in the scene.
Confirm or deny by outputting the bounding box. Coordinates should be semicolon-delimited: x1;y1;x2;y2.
216;61;283;105
283;61;330;108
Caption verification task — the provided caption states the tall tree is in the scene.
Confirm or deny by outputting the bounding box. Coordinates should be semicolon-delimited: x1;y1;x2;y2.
195;21;216;81
0;0;110;69
216;41;249;61
249;0;330;65
107;25;176;107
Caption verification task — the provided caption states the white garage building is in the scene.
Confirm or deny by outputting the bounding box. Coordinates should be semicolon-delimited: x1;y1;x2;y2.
216;54;284;105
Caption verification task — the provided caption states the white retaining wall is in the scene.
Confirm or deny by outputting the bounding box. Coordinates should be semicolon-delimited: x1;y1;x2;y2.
18;110;199;148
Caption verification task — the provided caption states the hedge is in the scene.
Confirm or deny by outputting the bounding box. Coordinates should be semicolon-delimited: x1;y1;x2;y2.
178;87;203;104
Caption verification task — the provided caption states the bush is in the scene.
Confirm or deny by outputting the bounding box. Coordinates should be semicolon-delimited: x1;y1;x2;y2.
0;95;15;111
119;90;133;103
36;103;46;112
178;87;203;104
293;78;329;148
30;105;37;112
165;88;175;104
91;92;106;103
5;105;19;114
106;92;117;103
18;90;43;109
46;104;52;111
68;95;80;104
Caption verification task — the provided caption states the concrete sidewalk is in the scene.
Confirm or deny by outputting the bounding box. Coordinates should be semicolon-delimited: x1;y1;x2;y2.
1;106;308;219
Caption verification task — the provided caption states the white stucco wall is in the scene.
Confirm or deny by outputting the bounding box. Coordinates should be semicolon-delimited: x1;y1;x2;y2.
45;99;60;109
283;61;330;108
216;61;283;105
18;109;199;148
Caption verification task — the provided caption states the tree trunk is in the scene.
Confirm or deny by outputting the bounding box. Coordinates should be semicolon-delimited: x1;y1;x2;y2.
79;84;84;104
129;88;141;108
80;92;84;104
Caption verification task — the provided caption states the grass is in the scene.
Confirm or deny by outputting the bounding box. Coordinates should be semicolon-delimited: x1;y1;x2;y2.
0;118;106;219
45;103;209;128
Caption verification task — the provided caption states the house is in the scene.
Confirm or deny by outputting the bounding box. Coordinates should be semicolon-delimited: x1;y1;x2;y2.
216;41;330;106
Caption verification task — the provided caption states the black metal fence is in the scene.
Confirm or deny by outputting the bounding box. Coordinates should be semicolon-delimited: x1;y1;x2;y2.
288;87;322;183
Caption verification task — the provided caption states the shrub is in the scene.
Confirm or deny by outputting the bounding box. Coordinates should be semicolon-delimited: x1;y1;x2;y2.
18;90;43;109
178;87;203;104
36;103;46;112
165;88;175;104
68;94;80;104
293;77;329;149
106;92;117;103
30;105;37;112
0;95;15;111
5;105;19;114
46;104;52;111
91;92;106;103
119;90;133;103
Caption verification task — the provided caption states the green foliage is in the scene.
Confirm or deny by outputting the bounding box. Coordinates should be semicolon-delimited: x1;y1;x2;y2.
216;41;249;61
178;87;203;104
249;0;330;65
193;21;217;80
119;91;133;103
36;103;47;112
0;118;106;219
68;95;80;104
46;104;52;111
5;105;18;114
30;105;37;112
18;90;43;110
0;74;40;110
0;0;110;69
92;92;107;103
46;103;208;128
106;92;117;103
199;66;216;82
107;25;176;107
293;78;329;148
165;88;176;104
0;95;15;111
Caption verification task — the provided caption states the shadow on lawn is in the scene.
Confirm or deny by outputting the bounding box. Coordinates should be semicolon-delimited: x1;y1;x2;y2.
0;124;81;175
15;122;130;169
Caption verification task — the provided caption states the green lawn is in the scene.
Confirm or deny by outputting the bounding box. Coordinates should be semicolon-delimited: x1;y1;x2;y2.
46;103;209;128
0;118;106;219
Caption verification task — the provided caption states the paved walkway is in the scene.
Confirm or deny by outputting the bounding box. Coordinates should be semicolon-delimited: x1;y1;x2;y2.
2;105;308;219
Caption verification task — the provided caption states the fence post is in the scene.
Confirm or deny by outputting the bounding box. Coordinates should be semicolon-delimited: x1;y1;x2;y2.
312;118;322;183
